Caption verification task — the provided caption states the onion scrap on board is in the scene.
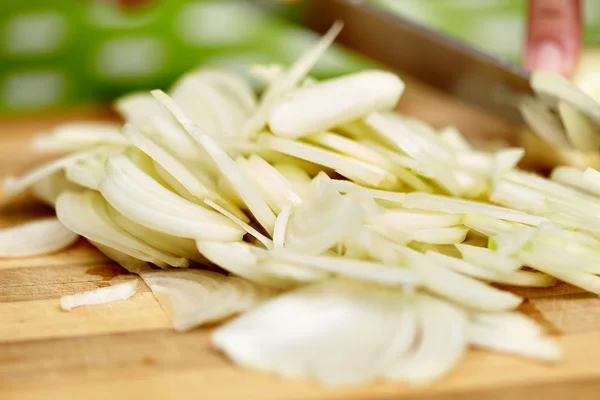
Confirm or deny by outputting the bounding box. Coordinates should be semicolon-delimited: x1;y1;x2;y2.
6;22;600;386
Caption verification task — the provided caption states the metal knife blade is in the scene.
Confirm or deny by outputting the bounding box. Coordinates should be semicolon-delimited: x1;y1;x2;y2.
267;0;534;125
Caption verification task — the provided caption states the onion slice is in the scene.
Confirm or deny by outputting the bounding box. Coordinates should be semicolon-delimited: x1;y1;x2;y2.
0;217;79;258
455;244;522;273
259;134;397;189
268;250;421;286
204;199;274;250
426;252;556;287
468;311;560;362
153;90;276;234
3;147;115;198
64;154;107;190
242;21;343;138
212;280;416;386
385;294;468;384
107;207;203;262
273;204;293;249
141;268;273;331
32;122;128;153
60;280;138;311
394;246;522;311
197;240;327;289
57;190;189;268
268;71;404;139
31;171;81;207
403;193;546;226
100;155;244;241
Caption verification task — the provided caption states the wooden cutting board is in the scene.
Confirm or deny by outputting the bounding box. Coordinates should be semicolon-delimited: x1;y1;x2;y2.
2;94;600;400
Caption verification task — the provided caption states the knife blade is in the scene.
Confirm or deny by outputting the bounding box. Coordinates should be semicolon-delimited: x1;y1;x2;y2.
264;0;534;125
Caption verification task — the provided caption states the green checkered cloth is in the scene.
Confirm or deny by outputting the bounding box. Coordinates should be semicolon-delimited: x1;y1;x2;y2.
0;0;373;115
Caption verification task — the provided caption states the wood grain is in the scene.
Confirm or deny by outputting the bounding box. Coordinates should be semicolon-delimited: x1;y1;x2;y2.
0;104;599;400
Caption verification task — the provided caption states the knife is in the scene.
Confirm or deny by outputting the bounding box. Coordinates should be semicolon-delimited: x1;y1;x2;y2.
258;0;534;125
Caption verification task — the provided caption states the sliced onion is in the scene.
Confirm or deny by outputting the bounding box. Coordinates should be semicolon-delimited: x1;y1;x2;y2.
531;70;600;125
116;92;214;171
412;226;469;245
438;126;472;152
123;123;217;199
551;166;600;197
241;21;343;138
31;171;80;207
115;92;173;123
268;71;404;139
170;73;241;138
273;204;293;249
0;217;78;258
326;179;406;203
65;154;107;190
197;240;327;289
559;102;600;151
518;96;571;148
493;148;525;182
248;63;285;87
490;180;548;215
455;151;494;178
394;246;522;311
153;90;276;233
3;147;113;198
204;199;273;250
462;214;518;236
426;252;556;287
468;323;561;362
212;280;415;386
505;170;600;210
360;139;434;179
107;206;203;262
192;69;257;114
150;116;216;173
516;243;600;294
60;280;138;311
370;210;462;232
141;268;272;331
403;193;546;226
304;131;401;173
365;112;462;195
259;134;398;189
32;122;128;153
273;163;312;199
129;130;243;221
385;294;468;384
100;155;244;241
455;244;522;273
267;250;421;287
90;241;148;273
124;147;173;188
345;227;407;263
285;178;363;255
236;155;302;214
583;167;600;194
56;190;188;268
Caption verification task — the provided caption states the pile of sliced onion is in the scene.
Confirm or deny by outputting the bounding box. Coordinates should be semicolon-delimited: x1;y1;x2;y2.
7;21;600;387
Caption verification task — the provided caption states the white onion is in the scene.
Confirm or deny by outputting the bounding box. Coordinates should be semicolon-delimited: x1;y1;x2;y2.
141;268;273;331
32;122;128;153
0;217;78;258
60;280;138;311
268;71;404;139
56;190;188;268
153;90;277;234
